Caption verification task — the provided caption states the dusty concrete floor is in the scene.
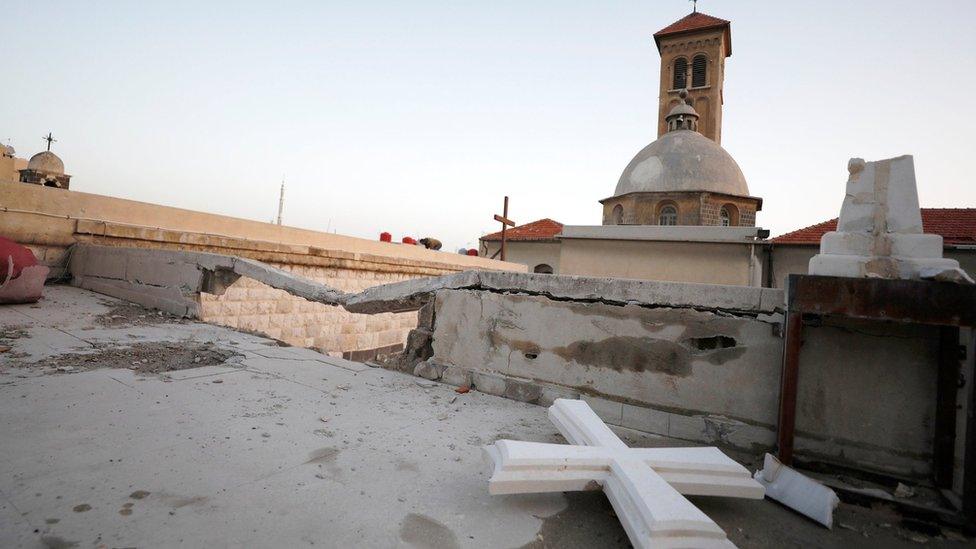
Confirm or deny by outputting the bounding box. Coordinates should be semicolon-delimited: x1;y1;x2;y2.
0;285;971;548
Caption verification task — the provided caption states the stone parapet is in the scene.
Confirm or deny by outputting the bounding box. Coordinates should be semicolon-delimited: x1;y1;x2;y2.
2;181;523;358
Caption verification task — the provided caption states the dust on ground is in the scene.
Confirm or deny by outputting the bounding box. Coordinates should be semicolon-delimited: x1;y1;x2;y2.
10;341;241;374
94;300;185;327
0;324;31;359
1;324;30;341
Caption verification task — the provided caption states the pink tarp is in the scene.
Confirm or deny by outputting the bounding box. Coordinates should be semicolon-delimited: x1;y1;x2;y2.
0;237;49;304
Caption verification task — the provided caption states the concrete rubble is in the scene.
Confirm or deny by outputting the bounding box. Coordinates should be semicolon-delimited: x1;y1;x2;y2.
809;156;973;282
753;453;840;529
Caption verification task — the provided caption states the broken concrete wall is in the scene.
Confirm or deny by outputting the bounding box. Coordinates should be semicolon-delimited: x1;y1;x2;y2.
2;180;522;358
422;282;947;478
429;288;782;448
68;244;416;359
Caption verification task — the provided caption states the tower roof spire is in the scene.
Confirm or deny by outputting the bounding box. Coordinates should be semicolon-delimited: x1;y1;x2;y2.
653;11;732;56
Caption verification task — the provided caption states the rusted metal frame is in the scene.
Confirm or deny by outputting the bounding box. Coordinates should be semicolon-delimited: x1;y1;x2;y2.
776;308;803;465
779;274;976;485
964;333;976;523
788;275;976;327
935;327;961;489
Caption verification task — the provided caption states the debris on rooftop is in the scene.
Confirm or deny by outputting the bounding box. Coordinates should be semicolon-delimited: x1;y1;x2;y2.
754;453;840;528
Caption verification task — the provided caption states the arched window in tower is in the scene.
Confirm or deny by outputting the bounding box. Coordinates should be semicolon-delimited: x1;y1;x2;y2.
672;57;687;90
659;205;678;226
720;204;738;226
533;264;554;274
611;204;624;225
692;55;707;88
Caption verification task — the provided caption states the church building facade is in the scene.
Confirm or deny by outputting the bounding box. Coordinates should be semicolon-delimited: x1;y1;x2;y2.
480;10;769;287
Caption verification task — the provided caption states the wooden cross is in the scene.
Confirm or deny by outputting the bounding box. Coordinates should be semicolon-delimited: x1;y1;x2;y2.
492;196;515;261
484;399;764;548
42;132;56;151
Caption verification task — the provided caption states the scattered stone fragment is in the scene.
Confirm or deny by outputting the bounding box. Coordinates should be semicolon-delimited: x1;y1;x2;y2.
449;396;457;404
212;379;224;384
336;384;350;391
893;482;915;499
943;529;968;542
415;379;436;388
0;345;10;353
754;453;839;528
319;416;330;422
455;386;470;394
129;490;150;499
72;504;91;513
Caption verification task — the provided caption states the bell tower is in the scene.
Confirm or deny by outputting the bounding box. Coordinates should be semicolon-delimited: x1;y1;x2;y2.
653;11;731;144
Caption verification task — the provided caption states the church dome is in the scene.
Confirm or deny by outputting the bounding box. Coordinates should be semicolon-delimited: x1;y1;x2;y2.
612;130;749;197
27;151;64;174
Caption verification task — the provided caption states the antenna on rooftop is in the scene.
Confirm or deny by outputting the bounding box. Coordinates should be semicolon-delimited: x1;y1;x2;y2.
690;0;698;12
276;178;285;226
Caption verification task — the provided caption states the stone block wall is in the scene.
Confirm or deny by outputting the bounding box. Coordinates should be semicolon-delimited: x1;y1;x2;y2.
700;193;758;227
199;264;419;358
601;191;759;227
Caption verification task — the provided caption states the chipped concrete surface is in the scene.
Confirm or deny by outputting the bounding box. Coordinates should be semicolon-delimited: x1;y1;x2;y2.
430;290;782;433
345;270;783;315
0;286;969;548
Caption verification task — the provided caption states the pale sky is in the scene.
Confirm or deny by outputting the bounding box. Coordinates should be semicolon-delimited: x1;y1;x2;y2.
3;1;975;252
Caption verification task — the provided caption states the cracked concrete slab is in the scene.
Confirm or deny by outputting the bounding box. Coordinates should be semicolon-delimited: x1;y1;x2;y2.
0;285;966;548
345;270;783;315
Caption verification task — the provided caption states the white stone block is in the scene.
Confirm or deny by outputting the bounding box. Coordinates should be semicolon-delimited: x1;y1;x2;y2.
809;156;970;282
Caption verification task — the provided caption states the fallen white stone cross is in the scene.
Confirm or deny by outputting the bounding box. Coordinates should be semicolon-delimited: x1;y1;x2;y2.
484;399;764;548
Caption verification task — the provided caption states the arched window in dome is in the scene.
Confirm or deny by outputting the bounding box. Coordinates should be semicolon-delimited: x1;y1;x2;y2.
672;57;687;90
720;204;739;226
611;204;624;225
659;205;678;226
533;264;554;274
692;55;707;88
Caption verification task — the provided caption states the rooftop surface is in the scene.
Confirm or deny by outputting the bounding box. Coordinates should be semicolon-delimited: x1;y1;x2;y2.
0;286;966;548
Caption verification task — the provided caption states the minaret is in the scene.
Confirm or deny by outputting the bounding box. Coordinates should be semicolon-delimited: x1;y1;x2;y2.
276;180;285;225
653;11;731;143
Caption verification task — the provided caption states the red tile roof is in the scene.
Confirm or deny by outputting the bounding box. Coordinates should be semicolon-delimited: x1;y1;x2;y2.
654;12;732;56
481;218;563;242
772;209;976;246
